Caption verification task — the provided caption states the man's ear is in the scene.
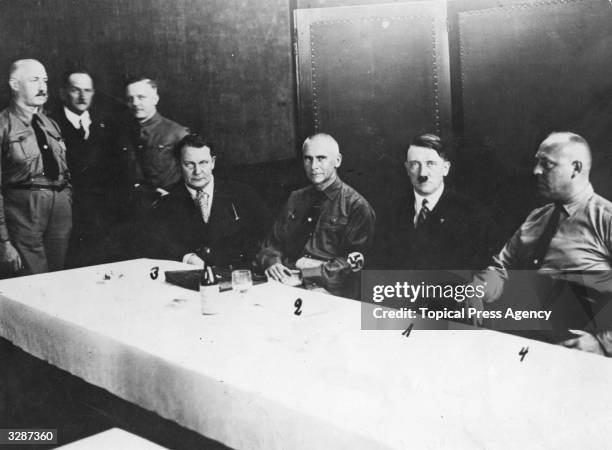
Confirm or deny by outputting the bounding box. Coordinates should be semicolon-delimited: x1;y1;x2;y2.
572;160;582;176
8;78;19;93
335;152;342;168
442;160;451;177
153;91;160;106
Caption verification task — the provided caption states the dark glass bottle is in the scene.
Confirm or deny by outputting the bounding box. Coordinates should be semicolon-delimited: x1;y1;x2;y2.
200;247;220;314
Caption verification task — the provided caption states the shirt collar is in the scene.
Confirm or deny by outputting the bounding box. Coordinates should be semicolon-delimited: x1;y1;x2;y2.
185;176;215;200
138;111;162;129
561;183;594;216
316;176;343;200
414;183;445;211
10;102;40;124
63;106;91;129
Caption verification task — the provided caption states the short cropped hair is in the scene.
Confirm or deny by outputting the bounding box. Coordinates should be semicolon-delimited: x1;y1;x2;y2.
302;133;339;153
174;133;216;160
410;133;450;160
61;68;94;88
124;76;158;91
541;131;592;168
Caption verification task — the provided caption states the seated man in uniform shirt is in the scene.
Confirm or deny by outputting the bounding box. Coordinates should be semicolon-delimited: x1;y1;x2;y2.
139;133;269;269
257;133;376;298
471;132;612;356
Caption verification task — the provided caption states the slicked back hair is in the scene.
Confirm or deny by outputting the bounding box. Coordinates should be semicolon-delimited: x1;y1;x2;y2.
174;133;216;160
409;133;449;161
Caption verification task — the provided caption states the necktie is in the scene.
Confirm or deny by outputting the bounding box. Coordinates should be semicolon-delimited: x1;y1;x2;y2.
416;198;429;228
531;203;563;269
196;190;210;223
77;119;86;140
32;114;60;180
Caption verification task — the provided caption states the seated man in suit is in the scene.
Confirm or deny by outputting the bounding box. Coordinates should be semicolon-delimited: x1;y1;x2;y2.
140;133;269;269
257;133;376;297
50;69;119;268
379;133;492;270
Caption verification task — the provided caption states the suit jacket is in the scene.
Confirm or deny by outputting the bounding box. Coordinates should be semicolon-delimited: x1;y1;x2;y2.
50;108;119;192
378;188;494;270
140;179;270;268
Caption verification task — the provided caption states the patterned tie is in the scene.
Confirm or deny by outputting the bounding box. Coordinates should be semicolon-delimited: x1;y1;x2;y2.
196;190;210;223
32;113;60;180
416;198;429;228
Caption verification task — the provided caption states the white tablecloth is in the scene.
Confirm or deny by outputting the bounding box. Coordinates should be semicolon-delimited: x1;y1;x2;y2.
1;259;611;449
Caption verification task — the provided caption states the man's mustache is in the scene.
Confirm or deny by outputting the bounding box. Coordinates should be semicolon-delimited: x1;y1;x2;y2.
417;175;428;183
36;91;47;97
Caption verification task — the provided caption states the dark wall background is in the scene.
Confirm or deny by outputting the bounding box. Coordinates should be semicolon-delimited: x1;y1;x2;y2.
1;0;612;241
0;0;296;165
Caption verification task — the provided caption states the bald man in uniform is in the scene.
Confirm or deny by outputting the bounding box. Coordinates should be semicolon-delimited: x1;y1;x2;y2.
257;133;375;297
473;132;612;356
0;59;71;275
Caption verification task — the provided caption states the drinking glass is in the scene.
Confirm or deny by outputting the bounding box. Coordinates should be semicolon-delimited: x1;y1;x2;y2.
231;269;253;295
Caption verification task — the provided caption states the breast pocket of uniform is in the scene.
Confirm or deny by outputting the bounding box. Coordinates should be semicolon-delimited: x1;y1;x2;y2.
6;129;35;162
47;131;67;157
319;215;349;247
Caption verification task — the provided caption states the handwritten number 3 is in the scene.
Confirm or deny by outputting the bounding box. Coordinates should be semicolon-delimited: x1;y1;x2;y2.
150;266;159;280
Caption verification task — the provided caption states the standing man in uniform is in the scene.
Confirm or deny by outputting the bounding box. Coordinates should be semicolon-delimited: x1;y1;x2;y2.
0;59;72;275
51;69;118;268
119;77;189;211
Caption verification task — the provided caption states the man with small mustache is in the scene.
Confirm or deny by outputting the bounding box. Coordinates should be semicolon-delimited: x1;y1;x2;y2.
257;133;375;297
0;59;72;275
50;69;119;268
377;133;492;270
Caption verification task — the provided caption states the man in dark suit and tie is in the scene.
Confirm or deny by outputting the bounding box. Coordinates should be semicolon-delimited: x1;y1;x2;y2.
379;133;492;270
51;69;119;267
139;133;269;269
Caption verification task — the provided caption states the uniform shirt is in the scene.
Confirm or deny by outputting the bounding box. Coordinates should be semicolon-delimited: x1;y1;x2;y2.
0;103;70;241
476;183;612;353
258;177;375;294
120;112;188;190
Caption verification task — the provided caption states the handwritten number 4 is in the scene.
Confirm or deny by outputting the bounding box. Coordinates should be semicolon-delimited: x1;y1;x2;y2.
294;298;302;316
519;346;529;362
150;266;159;280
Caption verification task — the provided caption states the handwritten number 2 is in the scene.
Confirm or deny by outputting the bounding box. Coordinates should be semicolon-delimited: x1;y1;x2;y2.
294;298;302;316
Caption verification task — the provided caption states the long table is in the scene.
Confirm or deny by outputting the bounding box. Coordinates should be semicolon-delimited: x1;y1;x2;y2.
1;259;611;449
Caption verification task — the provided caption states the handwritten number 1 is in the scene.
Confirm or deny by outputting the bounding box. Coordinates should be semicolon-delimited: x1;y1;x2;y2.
294;298;302;316
402;323;414;338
